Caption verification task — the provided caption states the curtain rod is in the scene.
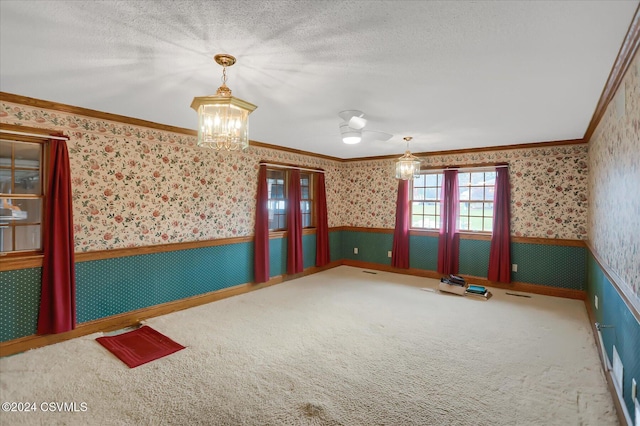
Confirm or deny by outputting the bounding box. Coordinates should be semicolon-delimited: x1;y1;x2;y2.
442;164;509;170
259;162;325;174
0;129;69;141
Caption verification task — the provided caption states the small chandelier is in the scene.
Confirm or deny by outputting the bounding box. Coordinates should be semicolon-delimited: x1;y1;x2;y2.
395;136;421;180
191;54;257;151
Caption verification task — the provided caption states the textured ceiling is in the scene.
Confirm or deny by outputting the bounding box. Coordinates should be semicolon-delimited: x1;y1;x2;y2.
0;1;637;158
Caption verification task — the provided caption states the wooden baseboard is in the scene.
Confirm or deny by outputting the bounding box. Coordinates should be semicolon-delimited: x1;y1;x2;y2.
341;260;586;300
0;261;341;357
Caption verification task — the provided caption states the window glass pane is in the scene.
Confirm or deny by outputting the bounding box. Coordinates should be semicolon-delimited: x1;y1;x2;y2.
413;187;425;200
0;170;11;193
425;188;438;200
414;174;425;186
424;216;436;229
458;173;470;186
458;216;469;230
484;172;496;183
0;225;13;252
470;187;484;200
468;217;483;231
300;201;310;213
0;142;10;168
15;225;41;251
14;143;41;168
411;202;423;215
14;170;41;194
486;186;495;200
471;172;485;184
425;202;437;215
460;202;469;215
8;198;40;222
1;197;29;219
411;215;423;228
484;203;493;217
469;202;483;216
425;174;437;186
459;187;469;200
483;218;493;232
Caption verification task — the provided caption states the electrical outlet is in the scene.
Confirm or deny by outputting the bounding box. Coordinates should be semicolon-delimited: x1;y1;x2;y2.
595;295;598;310
512;264;518;272
353;247;358;255
387;251;392;258
632;378;637;400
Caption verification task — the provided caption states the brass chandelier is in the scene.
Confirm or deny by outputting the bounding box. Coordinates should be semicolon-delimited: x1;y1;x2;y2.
395;136;421;180
191;54;257;151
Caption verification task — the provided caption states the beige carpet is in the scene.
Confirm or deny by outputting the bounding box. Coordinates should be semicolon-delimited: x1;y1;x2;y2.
0;266;617;425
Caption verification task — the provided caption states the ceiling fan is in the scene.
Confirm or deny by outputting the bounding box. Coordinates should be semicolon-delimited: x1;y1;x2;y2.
338;110;392;144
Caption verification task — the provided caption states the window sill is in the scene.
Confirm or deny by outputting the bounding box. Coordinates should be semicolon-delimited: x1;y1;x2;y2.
0;254;44;271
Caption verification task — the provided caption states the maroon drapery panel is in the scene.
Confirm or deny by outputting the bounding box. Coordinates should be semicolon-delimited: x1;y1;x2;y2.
488;166;511;283
315;172;330;267
254;165;270;283
37;138;76;334
287;169;303;274
437;169;460;275
391;179;410;268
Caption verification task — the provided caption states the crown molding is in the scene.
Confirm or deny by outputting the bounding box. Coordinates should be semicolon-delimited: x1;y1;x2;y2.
0;91;198;137
342;138;586;162
584;3;640;142
1;91;587;163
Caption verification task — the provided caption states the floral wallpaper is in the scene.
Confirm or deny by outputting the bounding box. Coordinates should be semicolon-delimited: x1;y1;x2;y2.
1;97;588;255
0;102;341;251
588;50;640;304
337;145;589;240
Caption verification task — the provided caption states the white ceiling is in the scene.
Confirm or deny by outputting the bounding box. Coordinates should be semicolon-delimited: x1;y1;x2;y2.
0;1;637;159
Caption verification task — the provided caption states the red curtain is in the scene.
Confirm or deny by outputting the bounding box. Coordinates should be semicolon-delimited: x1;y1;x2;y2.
391;179;410;268
287;169;303;274
253;165;270;283
437;169;460;275
488;166;511;282
38;138;76;334
315;172;330;266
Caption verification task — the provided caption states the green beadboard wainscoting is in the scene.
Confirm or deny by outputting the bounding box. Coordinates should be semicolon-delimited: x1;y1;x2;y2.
0;230;589;343
0;233;324;342
586;253;640;420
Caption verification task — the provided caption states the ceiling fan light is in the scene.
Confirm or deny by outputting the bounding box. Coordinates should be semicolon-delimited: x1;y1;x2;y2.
340;122;362;144
343;135;362;144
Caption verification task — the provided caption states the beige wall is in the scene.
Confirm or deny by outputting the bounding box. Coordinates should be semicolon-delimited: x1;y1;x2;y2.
588;50;640;305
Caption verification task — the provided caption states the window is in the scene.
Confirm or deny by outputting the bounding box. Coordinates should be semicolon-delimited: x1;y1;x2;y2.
410;168;495;232
266;168;314;231
300;172;311;228
267;169;286;230
458;170;495;232
0;139;44;254
411;173;442;229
